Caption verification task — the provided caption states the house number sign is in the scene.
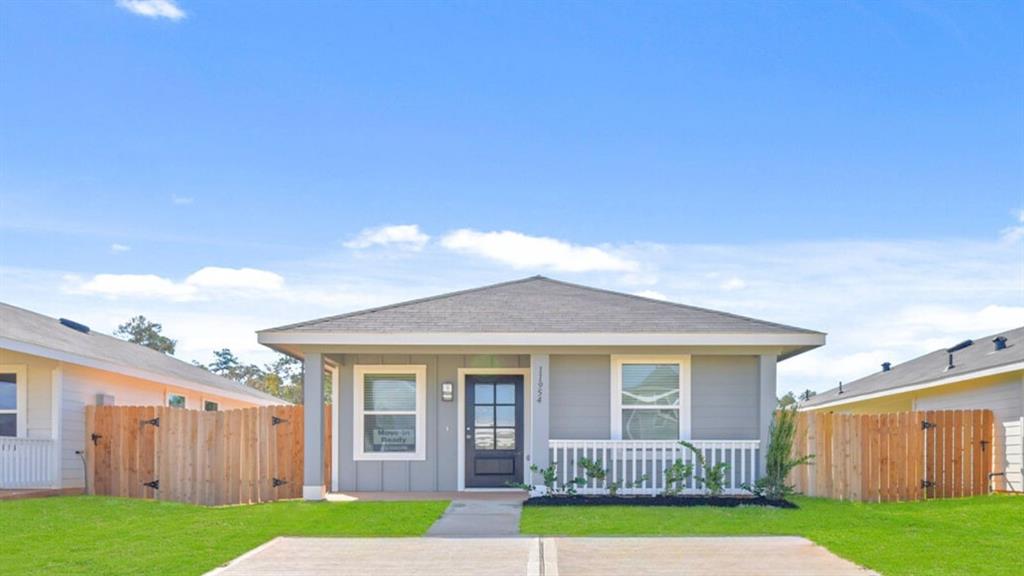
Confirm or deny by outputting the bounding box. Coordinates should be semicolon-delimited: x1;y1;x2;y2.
536;366;544;403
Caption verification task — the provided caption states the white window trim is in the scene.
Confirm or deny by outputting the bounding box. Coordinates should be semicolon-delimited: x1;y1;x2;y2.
610;355;691;441
0;364;28;438
353;365;427;462
167;392;188;409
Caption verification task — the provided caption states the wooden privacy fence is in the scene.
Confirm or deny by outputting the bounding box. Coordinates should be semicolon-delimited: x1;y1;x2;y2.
789;410;993;502
86;405;331;506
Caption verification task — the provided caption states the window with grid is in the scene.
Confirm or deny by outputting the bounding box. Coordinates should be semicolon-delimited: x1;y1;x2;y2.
473;381;517;451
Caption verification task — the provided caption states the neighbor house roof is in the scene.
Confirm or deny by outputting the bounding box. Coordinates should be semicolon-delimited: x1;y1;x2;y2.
801;326;1024;410
258;276;825;356
0;302;285;406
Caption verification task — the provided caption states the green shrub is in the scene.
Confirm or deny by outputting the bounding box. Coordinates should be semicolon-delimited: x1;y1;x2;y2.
743;405;813;500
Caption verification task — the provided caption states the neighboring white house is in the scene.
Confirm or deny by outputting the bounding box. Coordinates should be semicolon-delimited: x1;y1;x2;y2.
257;276;826;500
800;327;1024;493
0;302;286;491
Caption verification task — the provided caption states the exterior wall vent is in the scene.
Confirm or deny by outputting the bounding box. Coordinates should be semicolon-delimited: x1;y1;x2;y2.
59;318;90;334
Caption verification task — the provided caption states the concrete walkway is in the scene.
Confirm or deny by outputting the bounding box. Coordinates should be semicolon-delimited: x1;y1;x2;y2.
426;497;525;537
207;536;878;576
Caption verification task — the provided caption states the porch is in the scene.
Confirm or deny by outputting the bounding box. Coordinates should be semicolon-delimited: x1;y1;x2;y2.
0;437;60;489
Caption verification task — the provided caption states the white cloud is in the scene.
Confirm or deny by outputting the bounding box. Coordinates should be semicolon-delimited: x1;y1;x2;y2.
110;243;131;253
633;290;667;300
185;267;284;290
116;0;186;21
67;266;283;301
999;209;1024;243
441;229;638;272
171;194;193;205
345;224;429;251
720;277;746;291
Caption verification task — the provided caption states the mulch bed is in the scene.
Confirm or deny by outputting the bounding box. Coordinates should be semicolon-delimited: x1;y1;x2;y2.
523;495;797;509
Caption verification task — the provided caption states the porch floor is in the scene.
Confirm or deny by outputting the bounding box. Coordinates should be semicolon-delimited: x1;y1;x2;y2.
326;490;528;502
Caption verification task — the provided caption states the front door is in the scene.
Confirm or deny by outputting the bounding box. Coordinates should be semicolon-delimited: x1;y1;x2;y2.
465;375;524;488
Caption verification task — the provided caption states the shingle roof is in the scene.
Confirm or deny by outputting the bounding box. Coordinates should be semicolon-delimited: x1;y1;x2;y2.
801;326;1024;408
0;302;286;405
261;276;822;335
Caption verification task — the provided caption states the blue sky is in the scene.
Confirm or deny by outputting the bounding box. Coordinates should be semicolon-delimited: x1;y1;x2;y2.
1;0;1022;394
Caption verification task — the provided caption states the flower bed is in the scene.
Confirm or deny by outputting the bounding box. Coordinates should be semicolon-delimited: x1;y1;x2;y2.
524;495;796;508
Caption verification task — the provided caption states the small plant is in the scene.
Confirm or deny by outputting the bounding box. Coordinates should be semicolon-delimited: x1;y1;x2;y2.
577;457;608;485
743;405;813;501
607;474;648;496
530;463;558;494
505;480;535;491
680;440;730;496
662;458;694;496
562;477;586;495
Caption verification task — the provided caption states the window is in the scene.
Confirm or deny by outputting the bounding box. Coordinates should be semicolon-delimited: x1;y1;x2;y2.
0;366;26;437
353;365;427;461
611;356;690;441
204;400;219;412
167;393;187;409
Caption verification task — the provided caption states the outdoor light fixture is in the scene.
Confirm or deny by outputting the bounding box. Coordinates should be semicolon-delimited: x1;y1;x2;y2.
441;381;454;402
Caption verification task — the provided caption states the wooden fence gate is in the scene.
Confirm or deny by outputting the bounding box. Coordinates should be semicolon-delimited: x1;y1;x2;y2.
789;409;993;502
85;405;331;506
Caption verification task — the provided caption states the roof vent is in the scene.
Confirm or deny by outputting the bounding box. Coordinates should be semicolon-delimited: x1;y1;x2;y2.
993;336;1007;351
59;318;90;334
881;362;891;372
837;381;844;395
946;339;973;353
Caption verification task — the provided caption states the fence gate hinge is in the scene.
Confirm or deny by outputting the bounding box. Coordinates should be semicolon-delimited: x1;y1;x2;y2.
142;417;160;427
980;440;989;452
272;478;288;488
921;420;936;430
921;479;935;489
90;433;102;445
272;416;288;426
144;480;160;490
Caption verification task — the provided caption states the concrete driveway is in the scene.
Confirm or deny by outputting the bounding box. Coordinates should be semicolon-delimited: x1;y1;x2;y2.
207;536;877;576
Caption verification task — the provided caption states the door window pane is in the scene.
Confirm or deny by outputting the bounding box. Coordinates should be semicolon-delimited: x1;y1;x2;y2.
474;428;495;450
474;384;494;404
495;384;515;404
0;374;16;410
364;414;416;453
495;405;515;427
364;374;417;411
0;413;14;437
495;428;516;450
622;408;679;440
474;406;494;427
622;364;679;406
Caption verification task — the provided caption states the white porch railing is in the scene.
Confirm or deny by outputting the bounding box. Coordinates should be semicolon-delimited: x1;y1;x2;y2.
0;437;57;489
549;439;761;496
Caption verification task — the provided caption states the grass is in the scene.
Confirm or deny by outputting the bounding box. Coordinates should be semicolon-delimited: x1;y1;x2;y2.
0;496;449;576
521;495;1023;576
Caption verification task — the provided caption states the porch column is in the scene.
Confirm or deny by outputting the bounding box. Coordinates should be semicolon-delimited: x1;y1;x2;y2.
530;354;550;479
758;354;778;477
303;352;325;501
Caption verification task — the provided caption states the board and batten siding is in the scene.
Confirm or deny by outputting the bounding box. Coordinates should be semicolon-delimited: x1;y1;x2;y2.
335;354;530;492
543;354;761;441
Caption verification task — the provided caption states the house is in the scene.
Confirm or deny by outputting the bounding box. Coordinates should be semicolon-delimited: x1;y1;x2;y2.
257;276;825;499
800;327;1023;492
0;302;286;492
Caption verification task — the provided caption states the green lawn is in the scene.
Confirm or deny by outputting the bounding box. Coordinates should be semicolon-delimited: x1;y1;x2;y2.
0;496;449;576
521;495;1023;576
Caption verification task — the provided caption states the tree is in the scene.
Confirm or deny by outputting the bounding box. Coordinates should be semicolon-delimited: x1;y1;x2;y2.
197;349;329;404
777;391;797;408
114;316;176;355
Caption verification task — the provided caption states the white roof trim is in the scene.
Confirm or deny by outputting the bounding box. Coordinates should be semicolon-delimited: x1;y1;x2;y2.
257;331;826;348
0;337;284;406
799;361;1024;411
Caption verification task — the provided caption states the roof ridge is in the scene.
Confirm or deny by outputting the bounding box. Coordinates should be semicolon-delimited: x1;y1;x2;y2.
259;275;548;332
528;276;824;335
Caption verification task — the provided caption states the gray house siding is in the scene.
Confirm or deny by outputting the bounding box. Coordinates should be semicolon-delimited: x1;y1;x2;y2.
691;355;760;440
335;353;529;492
336;352;764;492
549;355;611;439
